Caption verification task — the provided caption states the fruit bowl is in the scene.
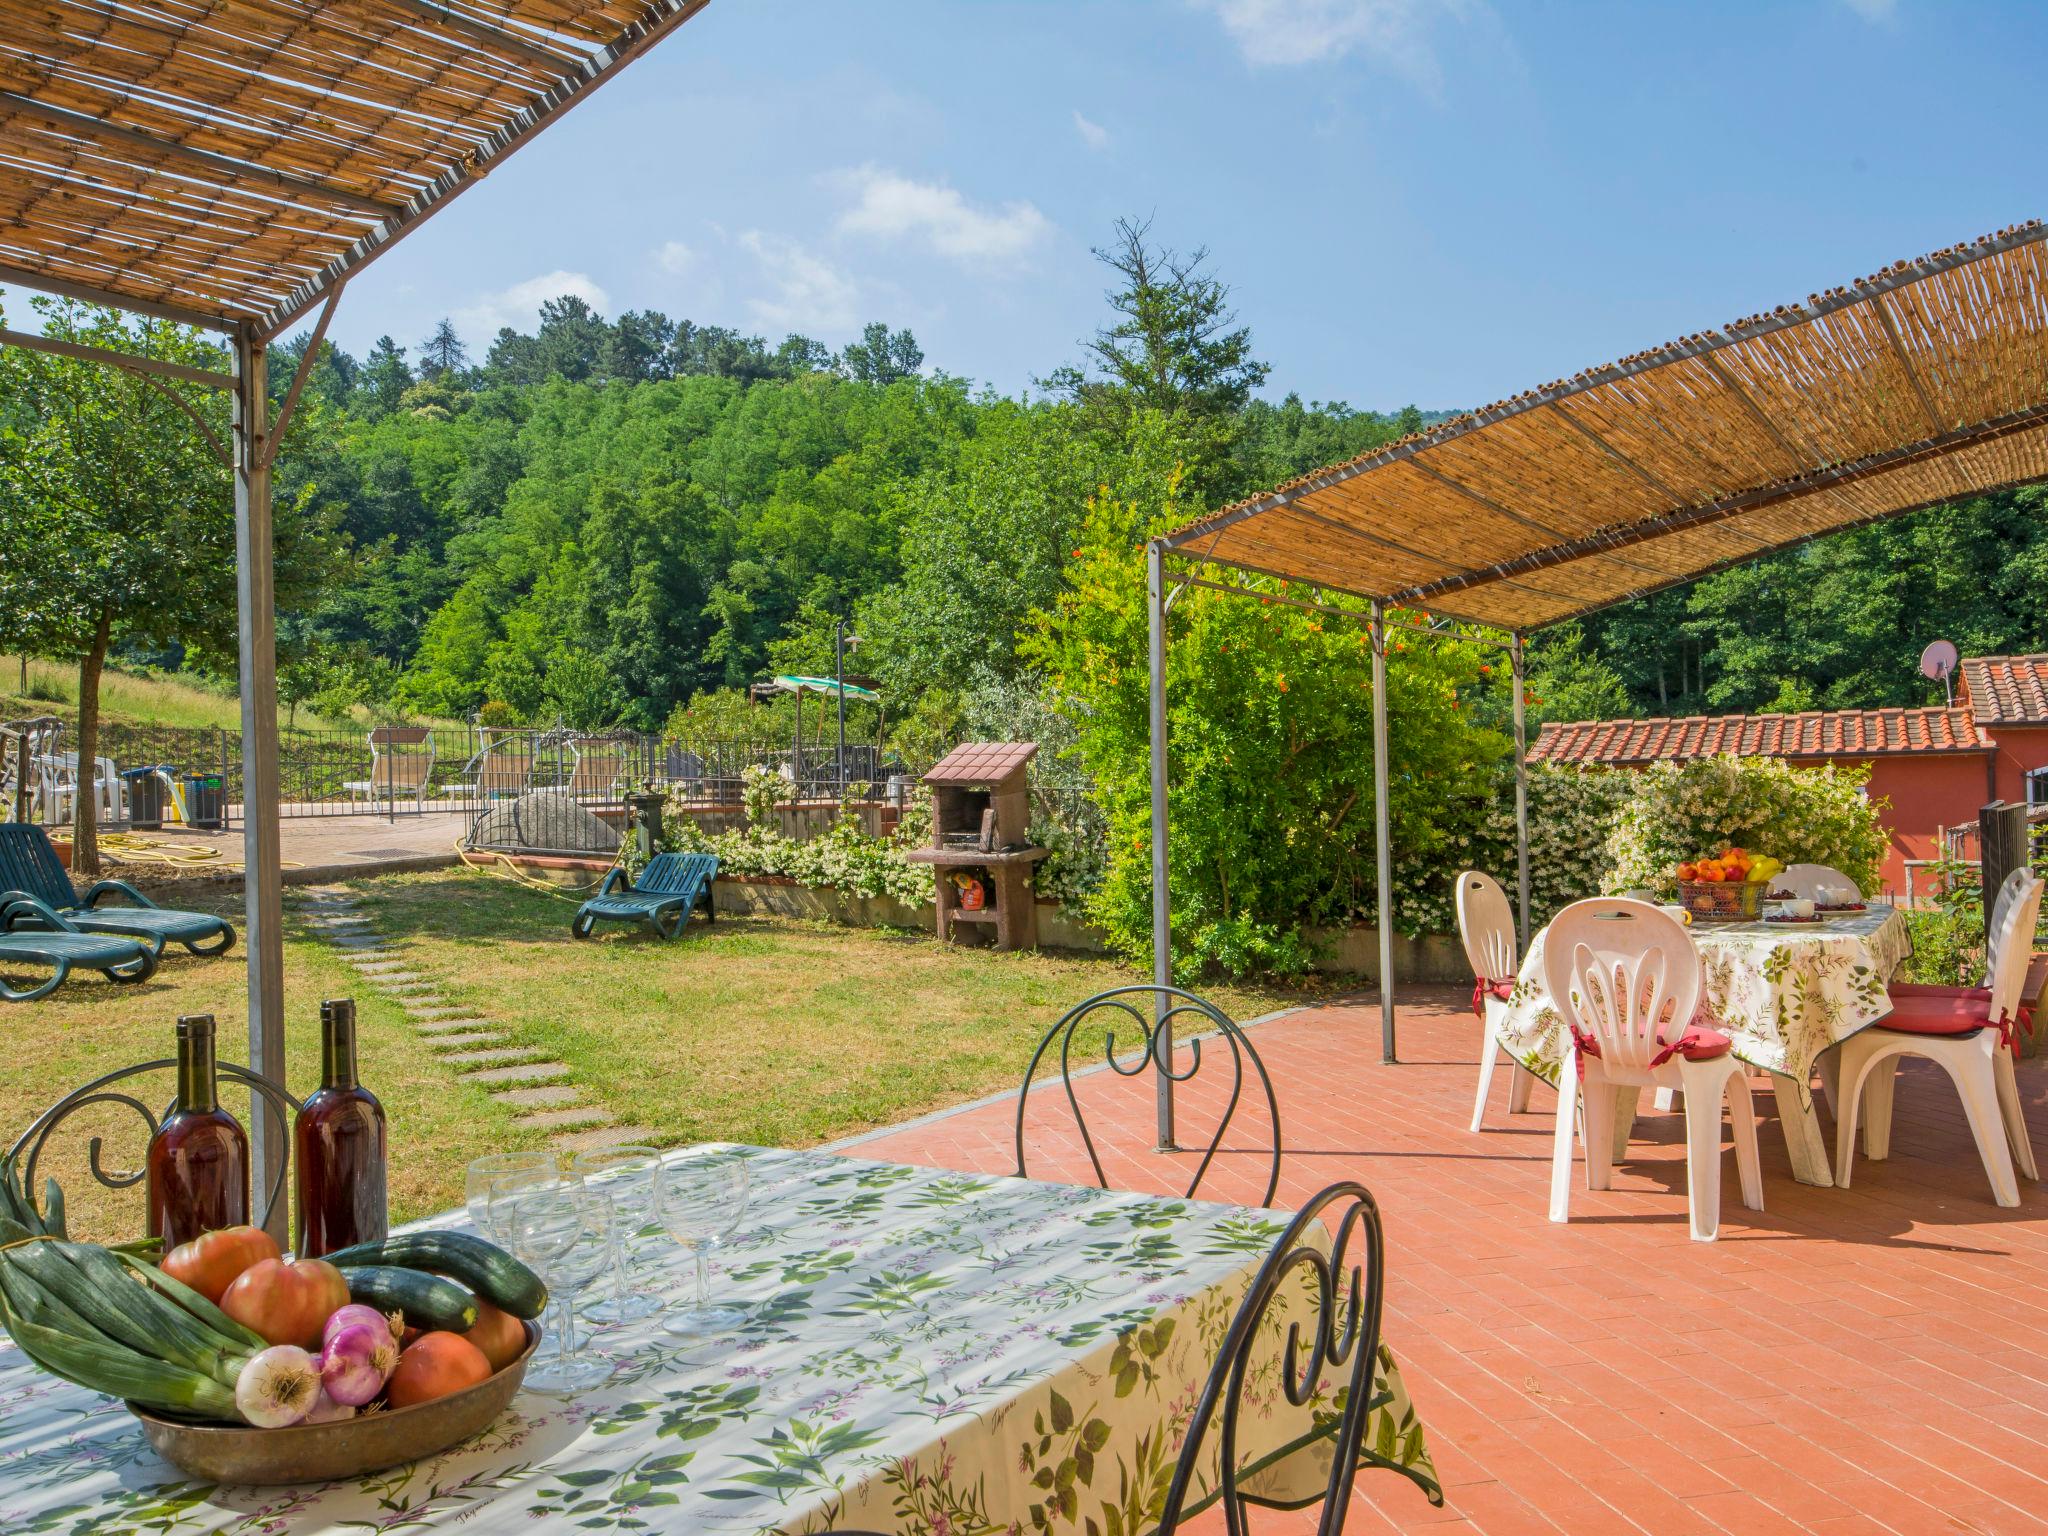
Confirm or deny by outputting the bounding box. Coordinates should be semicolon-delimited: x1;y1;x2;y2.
1677;879;1764;921
129;1321;538;1485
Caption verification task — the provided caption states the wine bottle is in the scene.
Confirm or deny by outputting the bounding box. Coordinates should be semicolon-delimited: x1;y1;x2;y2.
145;1014;251;1248
294;998;388;1258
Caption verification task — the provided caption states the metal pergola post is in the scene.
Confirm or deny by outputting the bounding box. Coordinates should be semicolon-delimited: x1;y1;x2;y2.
1146;540;1176;1150
1370;601;1395;1064
1510;632;1532;950
231;324;288;1246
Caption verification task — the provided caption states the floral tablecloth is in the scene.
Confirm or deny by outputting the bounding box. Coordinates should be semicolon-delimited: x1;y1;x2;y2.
0;1144;1439;1535
1497;904;1913;1094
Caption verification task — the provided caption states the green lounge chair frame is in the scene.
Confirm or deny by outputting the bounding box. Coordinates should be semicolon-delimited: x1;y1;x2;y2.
0;902;157;1002
572;852;719;940
0;823;234;958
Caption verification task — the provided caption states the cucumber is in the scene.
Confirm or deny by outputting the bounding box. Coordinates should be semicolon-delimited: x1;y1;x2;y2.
325;1233;546;1319
344;1266;478;1333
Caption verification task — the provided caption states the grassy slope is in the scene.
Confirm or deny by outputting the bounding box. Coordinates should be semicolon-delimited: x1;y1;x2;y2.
1;655;461;734
1;870;1338;1243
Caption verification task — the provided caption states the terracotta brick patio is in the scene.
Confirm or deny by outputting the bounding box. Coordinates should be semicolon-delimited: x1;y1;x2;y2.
846;987;2048;1535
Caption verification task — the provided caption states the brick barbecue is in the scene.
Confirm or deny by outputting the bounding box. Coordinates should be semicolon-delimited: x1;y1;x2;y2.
905;741;1048;950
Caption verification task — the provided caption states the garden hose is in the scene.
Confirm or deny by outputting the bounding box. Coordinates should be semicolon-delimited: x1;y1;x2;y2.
452;837;621;897
95;833;306;870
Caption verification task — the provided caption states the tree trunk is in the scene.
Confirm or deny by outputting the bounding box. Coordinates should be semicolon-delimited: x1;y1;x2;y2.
71;607;110;877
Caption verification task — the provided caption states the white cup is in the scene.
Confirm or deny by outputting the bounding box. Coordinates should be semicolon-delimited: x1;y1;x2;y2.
1789;898;1816;919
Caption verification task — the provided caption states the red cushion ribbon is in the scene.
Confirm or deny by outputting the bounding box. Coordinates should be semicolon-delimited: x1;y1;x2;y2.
1471;976;1515;1018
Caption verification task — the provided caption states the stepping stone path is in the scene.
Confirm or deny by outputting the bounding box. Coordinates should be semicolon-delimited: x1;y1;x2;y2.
293;886;653;1158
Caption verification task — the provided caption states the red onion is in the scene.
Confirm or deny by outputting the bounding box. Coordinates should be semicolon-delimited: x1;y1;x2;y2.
320;1320;399;1406
322;1303;399;1352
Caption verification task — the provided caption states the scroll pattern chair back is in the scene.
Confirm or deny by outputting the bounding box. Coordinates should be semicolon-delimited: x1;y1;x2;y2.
1543;899;1701;1077
1014;985;1282;1207
1455;869;1516;982
1155;1181;1392;1534
1777;863;1862;900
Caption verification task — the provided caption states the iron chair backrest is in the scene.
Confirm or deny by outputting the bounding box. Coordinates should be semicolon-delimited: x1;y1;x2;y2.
1455;869;1517;982
8;1056;302;1234
1155;1180;1392;1534
1541;899;1702;1077
0;823;80;910
1776;863;1862;901
1014;984;1282;1207
1988;876;2044;1025
366;727;435;792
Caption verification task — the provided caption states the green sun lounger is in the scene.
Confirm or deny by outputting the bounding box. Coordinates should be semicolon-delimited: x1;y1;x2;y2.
572;852;719;940
0;913;157;1002
0;823;235;958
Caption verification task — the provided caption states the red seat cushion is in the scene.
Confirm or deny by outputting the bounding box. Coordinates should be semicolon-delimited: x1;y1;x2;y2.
1878;993;1991;1037
1651;1022;1732;1065
1888;983;1990;1006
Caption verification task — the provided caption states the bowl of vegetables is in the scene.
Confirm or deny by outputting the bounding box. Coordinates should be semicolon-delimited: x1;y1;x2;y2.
0;1172;550;1486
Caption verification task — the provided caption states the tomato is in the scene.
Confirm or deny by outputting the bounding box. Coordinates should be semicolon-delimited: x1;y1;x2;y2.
220;1257;351;1348
462;1300;527;1373
386;1331;491;1408
160;1225;280;1304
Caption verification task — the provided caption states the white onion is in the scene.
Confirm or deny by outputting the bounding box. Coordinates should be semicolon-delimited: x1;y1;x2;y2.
235;1345;322;1428
300;1386;356;1424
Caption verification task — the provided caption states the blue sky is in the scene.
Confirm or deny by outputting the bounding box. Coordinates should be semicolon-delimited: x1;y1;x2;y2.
331;0;2048;412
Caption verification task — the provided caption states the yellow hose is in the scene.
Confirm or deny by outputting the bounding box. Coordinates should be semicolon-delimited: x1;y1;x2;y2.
453;838;620;896
94;832;304;870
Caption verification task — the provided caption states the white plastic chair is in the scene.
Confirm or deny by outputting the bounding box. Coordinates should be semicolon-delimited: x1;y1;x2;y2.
1456;870;1536;1130
1776;863;1862;901
1543;898;1764;1242
1835;876;2042;1207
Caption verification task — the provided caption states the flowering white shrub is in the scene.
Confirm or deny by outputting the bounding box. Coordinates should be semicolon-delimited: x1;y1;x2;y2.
1602;755;1888;897
661;793;936;908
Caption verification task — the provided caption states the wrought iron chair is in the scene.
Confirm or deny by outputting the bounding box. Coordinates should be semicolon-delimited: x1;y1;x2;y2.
8;1056;300;1232
1156;1179;1428;1531
1014;984;1282;1207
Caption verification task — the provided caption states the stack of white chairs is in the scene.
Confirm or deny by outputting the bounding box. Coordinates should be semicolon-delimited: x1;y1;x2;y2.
1456;870;1538;1130
1835;872;2043;1206
1543;898;1764;1242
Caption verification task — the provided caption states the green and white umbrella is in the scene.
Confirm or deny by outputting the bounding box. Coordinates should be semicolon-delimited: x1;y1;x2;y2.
765;674;880;702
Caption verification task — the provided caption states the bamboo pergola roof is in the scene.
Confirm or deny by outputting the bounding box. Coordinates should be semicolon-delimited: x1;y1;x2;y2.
1164;221;2048;632
0;0;708;337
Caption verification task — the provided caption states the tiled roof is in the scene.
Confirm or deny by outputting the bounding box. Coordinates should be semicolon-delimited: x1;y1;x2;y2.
1959;654;2048;725
923;742;1039;787
1528;708;1989;766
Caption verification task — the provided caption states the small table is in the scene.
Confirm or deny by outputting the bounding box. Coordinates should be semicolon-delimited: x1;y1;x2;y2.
0;1145;1441;1533
1496;906;1914;1186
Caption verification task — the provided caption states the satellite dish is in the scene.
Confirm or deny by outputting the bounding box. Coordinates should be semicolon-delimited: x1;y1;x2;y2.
1921;639;1959;706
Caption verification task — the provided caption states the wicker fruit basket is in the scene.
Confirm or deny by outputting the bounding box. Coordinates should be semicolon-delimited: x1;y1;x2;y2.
1677;879;1764;922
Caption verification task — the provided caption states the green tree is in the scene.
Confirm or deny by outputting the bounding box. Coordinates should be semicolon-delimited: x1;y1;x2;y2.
357;335;413;417
840;323;923;385
417;319;469;382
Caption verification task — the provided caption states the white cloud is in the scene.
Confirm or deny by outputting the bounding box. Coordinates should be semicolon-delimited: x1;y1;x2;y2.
831;165;1051;264
654;240;695;276
453;269;609;338
738;231;859;333
1196;0;1465;82
1073;110;1111;149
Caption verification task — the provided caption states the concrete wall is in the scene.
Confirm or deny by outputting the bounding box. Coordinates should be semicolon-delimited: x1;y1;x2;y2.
671;801;898;842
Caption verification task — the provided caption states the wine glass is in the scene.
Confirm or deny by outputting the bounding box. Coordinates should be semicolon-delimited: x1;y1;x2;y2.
499;1183;615;1394
465;1151;558;1243
566;1145;663;1324
655;1154;751;1337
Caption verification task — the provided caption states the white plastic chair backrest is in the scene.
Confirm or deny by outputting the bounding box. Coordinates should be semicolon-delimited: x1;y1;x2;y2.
1455;870;1517;983
1777;864;1861;901
1988;876;2043;1024
1542;898;1702;1075
1987;865;2034;972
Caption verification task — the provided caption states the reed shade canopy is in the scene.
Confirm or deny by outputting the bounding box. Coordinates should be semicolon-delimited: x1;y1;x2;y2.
1162;221;2048;632
0;0;709;337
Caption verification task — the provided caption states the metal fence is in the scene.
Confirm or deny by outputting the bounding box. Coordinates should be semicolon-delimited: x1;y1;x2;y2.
4;721;908;829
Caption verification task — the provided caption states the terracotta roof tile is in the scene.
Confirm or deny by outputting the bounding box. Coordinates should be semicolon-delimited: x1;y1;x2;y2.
1528;707;1988;766
1959;654;2048;725
923;741;1039;786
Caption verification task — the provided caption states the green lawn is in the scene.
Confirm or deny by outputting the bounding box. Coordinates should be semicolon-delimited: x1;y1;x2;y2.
1;870;1338;1244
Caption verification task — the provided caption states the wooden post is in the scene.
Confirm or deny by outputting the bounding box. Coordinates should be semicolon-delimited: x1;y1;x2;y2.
1371;602;1396;1064
1511;633;1532;950
232;325;288;1248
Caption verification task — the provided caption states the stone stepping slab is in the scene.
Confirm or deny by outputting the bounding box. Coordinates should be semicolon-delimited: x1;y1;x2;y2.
328;934;394;949
467;1062;573;1085
515;1106;614;1130
444;1047;549;1068
414;1017;493;1034
402;1003;470;1019
363;973;430;988
424;1030;506;1049
551;1125;657;1154
491;1084;583;1108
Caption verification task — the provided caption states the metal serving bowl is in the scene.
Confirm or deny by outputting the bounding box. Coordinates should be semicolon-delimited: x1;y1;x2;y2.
129;1321;540;1485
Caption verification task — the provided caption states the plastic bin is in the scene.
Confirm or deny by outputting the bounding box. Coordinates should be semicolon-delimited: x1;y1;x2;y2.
183;772;225;830
122;766;168;831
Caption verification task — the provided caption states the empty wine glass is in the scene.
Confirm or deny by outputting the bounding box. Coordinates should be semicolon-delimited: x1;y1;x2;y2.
655;1154;751;1337
567;1145;663;1324
465;1151;558;1244
500;1183;615;1394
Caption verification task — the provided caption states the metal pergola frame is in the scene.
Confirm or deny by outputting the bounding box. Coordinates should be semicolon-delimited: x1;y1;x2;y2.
0;0;712;1242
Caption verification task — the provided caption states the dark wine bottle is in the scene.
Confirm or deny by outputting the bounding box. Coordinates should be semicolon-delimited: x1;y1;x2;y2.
294;998;388;1258
145;1014;251;1248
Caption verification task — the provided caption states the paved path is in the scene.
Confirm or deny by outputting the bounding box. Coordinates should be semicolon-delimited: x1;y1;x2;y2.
293;884;651;1157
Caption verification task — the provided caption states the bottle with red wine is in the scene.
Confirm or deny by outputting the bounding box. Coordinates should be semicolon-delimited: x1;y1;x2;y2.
294;998;388;1258
145;1014;251;1248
